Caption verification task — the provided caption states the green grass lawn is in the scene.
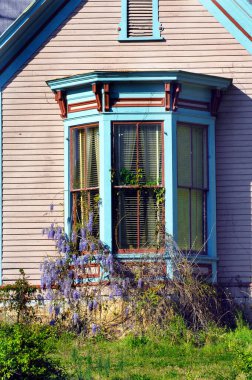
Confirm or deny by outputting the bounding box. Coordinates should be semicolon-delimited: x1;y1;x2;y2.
53;325;252;380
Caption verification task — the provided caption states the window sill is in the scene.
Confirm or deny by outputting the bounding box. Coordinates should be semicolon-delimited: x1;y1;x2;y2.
118;36;164;42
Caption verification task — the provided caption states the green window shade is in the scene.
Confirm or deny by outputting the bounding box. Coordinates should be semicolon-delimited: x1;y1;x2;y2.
177;125;191;187
191;190;204;251
177;123;207;252
192;127;207;189
177;188;190;250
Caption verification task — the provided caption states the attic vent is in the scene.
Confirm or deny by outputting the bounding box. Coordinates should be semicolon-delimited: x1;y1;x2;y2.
127;0;153;37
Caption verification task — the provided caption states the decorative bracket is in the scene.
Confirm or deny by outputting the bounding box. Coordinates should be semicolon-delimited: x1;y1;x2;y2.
55;90;67;118
104;83;110;112
172;83;181;111
211;89;222;116
92;83;102;112
165;83;171;111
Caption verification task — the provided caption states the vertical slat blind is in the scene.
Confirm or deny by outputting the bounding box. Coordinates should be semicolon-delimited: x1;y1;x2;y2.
127;0;153;37
177;124;207;252
71;125;99;235
113;122;163;251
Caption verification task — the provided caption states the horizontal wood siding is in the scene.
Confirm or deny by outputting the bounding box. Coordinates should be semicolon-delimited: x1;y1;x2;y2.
2;0;252;284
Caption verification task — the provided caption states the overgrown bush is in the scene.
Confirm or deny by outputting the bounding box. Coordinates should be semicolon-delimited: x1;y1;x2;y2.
0;323;66;379
0;269;43;323
40;213;238;336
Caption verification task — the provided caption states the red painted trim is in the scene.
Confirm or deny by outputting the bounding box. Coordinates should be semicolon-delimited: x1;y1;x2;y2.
92;83;102;112
172;84;181;111
165;83;171;111
104;83;110;111
55;90;67;118
68;99;98;113
211;0;252;42
112;97;165;107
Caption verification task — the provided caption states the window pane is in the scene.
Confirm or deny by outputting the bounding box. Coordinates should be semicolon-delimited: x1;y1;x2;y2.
139;123;162;185
114;189;138;249
71;126;99;190
72;129;86;190
73;190;99;237
140;189;164;248
86;127;99;188
177;188;190;250
114;124;137;185
177;125;191;187
192;127;203;188
191;189;204;251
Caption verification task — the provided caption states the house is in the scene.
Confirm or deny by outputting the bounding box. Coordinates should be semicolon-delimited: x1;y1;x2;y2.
0;0;251;305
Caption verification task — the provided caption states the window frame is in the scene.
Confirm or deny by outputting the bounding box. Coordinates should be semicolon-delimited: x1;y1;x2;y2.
118;0;163;42
70;123;100;231
112;120;165;253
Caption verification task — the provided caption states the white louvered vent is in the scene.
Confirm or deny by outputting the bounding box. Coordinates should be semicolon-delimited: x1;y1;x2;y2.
127;0;153;37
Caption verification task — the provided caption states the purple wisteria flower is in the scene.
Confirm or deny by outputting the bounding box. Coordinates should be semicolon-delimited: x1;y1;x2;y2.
71;231;77;244
79;239;88;252
88;301;93;312
50;203;54;212
137;278;144;289
93;300;98;310
73;289;80;301
87;212;93;234
81;227;87;239
73;313;79;325
92;323;99;334
47;224;55;239
54;305;60;316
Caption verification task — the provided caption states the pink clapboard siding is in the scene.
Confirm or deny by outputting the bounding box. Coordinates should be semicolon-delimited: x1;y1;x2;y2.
2;0;252;284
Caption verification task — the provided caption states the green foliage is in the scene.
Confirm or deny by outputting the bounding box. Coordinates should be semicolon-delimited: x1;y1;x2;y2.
0;269;38;323
0;323;66;379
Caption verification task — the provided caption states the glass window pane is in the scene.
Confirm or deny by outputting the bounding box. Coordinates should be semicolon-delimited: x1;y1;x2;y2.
86;128;99;188
73;190;99;236
139;123;162;185
71;126;99;190
177;188;190;250
139;189;164;248
177;125;191;187
192;127;203;188
191;190;204;251
114;189;138;249
114;124;137;185
72;129;86;190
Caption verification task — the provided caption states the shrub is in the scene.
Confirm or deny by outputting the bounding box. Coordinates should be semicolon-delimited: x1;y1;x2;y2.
0;323;66;379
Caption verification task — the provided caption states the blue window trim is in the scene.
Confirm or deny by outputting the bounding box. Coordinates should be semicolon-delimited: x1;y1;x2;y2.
118;0;163;41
